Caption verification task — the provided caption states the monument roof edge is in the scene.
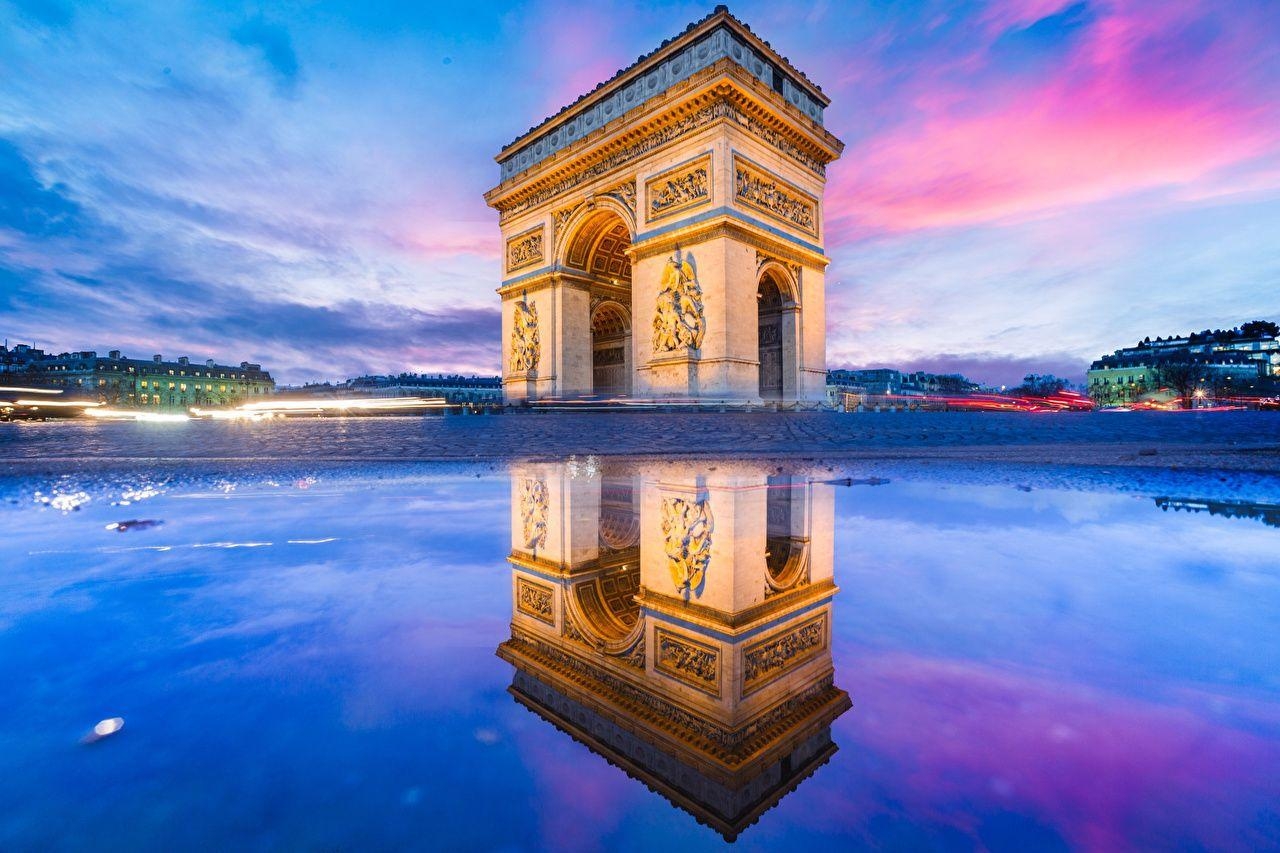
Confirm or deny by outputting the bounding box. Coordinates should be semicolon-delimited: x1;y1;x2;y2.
495;5;830;163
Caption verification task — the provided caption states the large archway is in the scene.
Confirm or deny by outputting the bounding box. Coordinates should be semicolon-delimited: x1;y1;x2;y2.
565;470;641;654
564;208;633;398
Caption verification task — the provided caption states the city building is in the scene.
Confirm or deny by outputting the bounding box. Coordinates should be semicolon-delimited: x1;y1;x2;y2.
1155;496;1280;530
0;344;274;411
276;373;502;405
826;368;980;411
1087;322;1280;406
487;7;843;405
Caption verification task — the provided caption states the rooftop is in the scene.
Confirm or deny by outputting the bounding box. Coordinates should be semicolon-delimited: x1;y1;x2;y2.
495;5;832;183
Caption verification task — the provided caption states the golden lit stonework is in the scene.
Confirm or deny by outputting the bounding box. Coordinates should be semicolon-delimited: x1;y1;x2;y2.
660;491;713;590
487;7;843;404
509;298;539;374
497;459;850;840
652;251;706;354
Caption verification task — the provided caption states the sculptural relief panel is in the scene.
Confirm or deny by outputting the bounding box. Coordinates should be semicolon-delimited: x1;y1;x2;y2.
645;153;712;223
519;477;549;551
732;154;819;239
742;612;828;695
652;250;706;354
654;627;720;697
661;491;713;592
516;576;555;625
509;298;540;374
506;226;545;273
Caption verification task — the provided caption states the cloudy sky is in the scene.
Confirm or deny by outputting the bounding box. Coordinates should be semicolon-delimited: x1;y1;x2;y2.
1;0;1277;385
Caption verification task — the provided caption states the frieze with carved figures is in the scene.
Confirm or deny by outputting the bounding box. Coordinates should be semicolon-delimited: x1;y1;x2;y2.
742;613;827;694
646;155;711;222
654;627;720;696
496;99;827;223
733;155;818;238
502;629;841;757
516;576;555;624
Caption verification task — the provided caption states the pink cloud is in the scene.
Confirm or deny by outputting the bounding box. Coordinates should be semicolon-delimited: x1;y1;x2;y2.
516;5;639;127
804;649;1280;849
827;0;1280;235
515;725;639;851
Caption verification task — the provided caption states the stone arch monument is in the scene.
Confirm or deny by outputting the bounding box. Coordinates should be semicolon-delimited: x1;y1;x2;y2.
486;6;844;404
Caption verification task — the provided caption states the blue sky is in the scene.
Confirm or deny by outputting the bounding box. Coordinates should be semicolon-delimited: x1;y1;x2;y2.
1;0;1277;384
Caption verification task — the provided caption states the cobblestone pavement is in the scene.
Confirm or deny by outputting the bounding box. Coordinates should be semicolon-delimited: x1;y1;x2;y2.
2;411;1278;471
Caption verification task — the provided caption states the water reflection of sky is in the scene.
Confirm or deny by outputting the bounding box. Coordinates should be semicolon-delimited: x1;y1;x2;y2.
1;464;1277;851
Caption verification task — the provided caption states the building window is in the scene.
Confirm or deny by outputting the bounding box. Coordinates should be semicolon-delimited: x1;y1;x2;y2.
179;383;187;392
168;382;175;390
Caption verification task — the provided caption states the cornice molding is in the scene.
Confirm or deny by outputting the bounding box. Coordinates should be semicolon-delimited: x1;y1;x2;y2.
630;214;829;270
496;8;832;173
638;578;837;637
486;68;841;219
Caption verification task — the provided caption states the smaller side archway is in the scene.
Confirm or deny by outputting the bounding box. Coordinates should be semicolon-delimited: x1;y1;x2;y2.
591;301;632;398
756;265;800;402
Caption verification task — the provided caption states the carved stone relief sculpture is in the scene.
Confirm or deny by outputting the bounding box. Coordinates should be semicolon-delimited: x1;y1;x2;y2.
647;159;709;222
510;298;540;373
734;157;817;237
506;228;545;271
552;206;578;248
655;627;720;695
516;576;554;624
661;494;713;592
652;249;705;353
609;180;637;215
742;613;827;694
520;478;549;552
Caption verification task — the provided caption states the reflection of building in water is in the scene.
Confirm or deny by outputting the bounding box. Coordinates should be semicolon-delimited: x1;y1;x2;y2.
497;461;849;840
1155;496;1280;529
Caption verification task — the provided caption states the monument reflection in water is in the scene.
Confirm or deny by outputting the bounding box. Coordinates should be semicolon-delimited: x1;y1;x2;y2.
497;460;850;841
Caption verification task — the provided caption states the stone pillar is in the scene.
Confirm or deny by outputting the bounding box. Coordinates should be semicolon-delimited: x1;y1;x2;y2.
635;236;768;402
797;264;827;403
551;283;592;399
781;304;800;403
509;463;601;569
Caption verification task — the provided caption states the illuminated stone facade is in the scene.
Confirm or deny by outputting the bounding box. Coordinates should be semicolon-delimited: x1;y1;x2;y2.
497;459;849;839
1;346;274;411
486;8;844;405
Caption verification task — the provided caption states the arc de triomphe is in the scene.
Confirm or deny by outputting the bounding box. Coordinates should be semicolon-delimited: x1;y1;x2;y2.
485;6;843;405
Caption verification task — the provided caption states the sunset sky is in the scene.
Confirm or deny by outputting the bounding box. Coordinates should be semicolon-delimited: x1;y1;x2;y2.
2;0;1277;385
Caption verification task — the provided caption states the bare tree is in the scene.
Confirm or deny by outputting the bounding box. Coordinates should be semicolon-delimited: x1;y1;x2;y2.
1152;362;1201;408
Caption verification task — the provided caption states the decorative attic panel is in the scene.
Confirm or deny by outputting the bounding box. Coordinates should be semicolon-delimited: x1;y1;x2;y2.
497;11;827;183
